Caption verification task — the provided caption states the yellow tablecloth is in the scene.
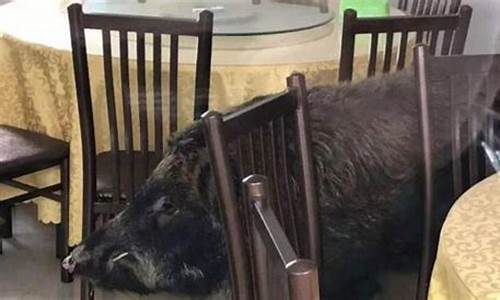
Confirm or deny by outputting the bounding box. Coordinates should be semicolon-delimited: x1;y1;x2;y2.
429;174;500;300
0;0;405;245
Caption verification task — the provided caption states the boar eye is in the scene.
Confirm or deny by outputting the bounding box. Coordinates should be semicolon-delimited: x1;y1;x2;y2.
163;202;179;215
151;197;179;215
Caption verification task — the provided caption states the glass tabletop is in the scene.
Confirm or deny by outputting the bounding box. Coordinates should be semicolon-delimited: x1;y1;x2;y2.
83;0;334;36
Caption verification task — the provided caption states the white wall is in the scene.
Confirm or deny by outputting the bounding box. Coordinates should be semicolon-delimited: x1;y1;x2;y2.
461;0;500;54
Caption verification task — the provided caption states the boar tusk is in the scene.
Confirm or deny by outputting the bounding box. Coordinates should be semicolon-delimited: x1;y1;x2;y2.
112;252;129;262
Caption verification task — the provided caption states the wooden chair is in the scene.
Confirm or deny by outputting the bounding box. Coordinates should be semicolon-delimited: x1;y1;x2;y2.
338;5;472;82
244;175;320;300
202;73;320;300
414;44;500;300
0;125;71;282
68;3;213;299
398;0;461;15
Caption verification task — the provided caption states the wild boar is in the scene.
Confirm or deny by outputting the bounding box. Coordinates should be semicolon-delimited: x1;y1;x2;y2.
63;70;475;299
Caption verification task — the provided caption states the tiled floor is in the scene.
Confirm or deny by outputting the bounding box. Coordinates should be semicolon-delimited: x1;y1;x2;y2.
0;204;79;300
0;204;416;300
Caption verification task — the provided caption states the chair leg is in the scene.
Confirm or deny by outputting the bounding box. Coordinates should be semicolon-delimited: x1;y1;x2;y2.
0;209;4;254
0;204;12;238
81;279;95;300
58;158;73;283
56;224;64;259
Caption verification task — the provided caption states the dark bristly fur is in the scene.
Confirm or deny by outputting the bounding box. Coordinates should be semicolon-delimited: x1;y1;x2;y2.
65;70;469;299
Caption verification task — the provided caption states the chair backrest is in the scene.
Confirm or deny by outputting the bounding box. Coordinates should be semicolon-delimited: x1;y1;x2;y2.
202;73;320;300
414;44;500;300
398;0;461;15
68;4;213;235
338;5;472;82
244;175;320;300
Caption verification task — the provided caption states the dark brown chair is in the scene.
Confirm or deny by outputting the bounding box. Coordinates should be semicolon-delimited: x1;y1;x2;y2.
338;5;472;82
202;73;320;300
68;3;213;299
414;44;500;300
0;125;71;282
244;175;320;300
398;0;461;15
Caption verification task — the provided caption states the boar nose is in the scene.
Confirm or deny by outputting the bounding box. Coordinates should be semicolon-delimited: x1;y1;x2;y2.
62;255;77;273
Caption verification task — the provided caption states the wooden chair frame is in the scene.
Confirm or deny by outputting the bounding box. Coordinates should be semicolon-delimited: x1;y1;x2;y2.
339;5;472;82
0;150;71;282
202;73;320;300
414;44;500;300
68;4;213;299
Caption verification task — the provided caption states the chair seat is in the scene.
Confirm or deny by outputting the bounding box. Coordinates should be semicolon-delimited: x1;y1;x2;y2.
96;151;158;200
0;125;69;179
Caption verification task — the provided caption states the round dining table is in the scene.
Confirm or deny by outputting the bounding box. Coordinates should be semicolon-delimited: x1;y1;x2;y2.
429;174;500;300
0;0;405;245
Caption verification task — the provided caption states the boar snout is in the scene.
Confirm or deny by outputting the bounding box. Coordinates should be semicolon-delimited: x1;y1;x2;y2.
62;254;76;273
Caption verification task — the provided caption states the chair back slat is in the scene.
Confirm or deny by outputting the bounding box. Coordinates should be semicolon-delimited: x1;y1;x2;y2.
136;31;149;179
440;28;452;54
203;73;320;300
431;0;440;15
424;0;434;15
397;31;409;70
118;30;135;202
417;0;426;15
450;0;461;14
244;175;320;300
268;122;285;223
101;29;121;205
152;32;163;164
339;5;472;82
399;0;408;11
414;44;500;300
368;33;379;77
276;116;300;250
170;34;179;134
428;29;439;54
416;30;424;43
258;128;267;175
383;32;394;72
